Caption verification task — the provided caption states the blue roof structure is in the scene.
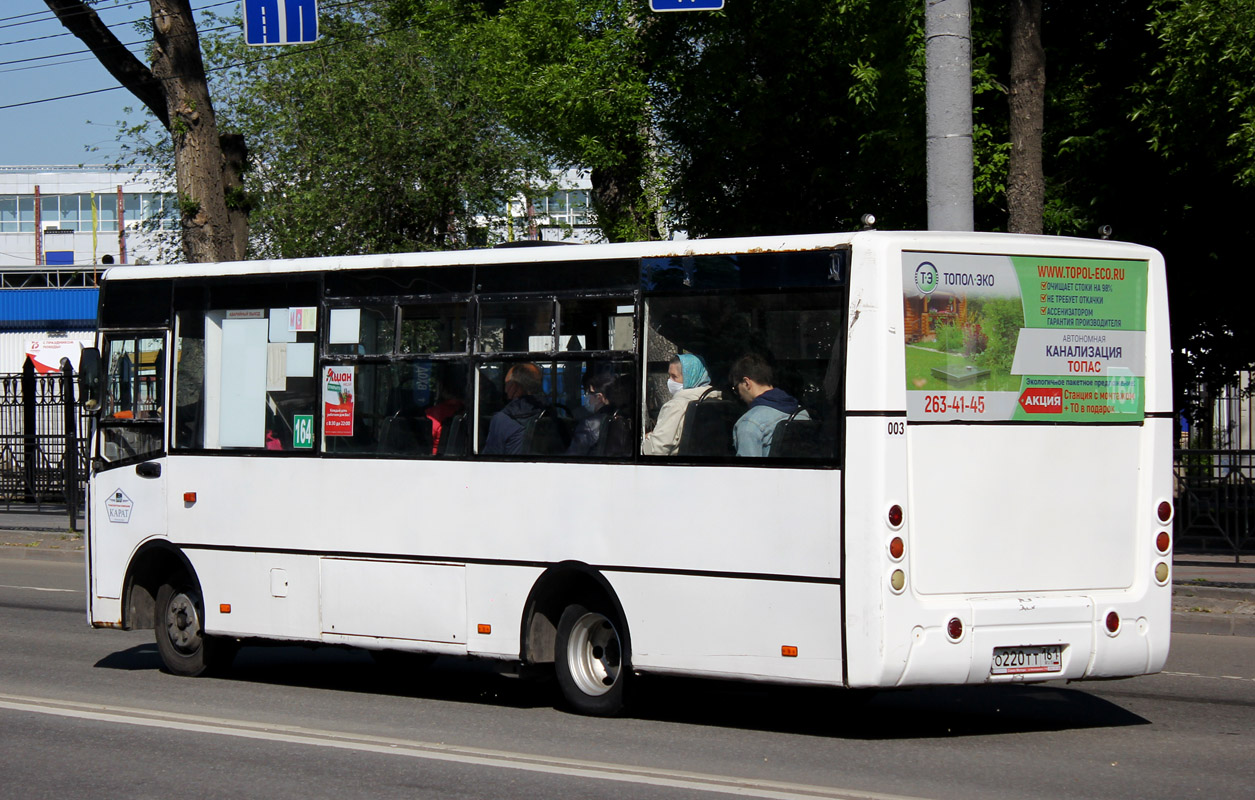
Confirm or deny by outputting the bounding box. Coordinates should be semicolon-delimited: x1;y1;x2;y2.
0;288;98;330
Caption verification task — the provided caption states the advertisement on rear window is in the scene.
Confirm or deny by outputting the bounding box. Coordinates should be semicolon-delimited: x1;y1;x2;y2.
902;252;1148;422
323;366;355;436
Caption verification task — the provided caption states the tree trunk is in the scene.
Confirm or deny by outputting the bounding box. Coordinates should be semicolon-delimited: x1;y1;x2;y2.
150;0;234;263
44;0;247;262
1007;0;1046;234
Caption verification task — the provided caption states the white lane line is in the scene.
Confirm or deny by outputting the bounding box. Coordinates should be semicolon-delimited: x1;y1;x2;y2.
0;693;931;800
0;583;81;593
1163;671;1255;682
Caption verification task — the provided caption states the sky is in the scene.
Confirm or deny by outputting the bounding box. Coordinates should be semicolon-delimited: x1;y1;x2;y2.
1;0;229;166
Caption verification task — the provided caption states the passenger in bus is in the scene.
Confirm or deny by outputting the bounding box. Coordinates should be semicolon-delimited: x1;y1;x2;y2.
642;353;717;456
729;354;808;457
425;381;466;455
483;362;548;455
567;368;622;457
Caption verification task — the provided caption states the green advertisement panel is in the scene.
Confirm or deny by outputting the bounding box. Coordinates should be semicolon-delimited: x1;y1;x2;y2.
902;252;1149;422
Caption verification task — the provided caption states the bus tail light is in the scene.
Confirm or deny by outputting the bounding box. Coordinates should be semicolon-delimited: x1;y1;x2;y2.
890;569;906;592
1155;562;1170;584
889;536;905;560
1156;531;1170;553
1105;611;1120;634
1157;501;1172;523
946;617;963;641
888;504;904;528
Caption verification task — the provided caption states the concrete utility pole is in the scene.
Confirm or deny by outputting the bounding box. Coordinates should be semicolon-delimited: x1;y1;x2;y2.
924;0;974;231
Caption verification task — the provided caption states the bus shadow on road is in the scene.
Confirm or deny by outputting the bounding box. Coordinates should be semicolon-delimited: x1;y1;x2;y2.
95;643;1151;735
97;642;555;709
629;678;1152;738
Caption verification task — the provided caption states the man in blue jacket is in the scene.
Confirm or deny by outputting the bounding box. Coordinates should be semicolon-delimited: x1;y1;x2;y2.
729;354;808;457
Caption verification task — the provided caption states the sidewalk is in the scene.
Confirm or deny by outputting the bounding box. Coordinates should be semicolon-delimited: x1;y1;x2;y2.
2;506;1251;635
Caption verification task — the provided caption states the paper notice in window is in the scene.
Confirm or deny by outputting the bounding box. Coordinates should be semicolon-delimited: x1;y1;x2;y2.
266;344;287;391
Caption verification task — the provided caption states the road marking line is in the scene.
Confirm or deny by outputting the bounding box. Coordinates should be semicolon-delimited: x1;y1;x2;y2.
1162;670;1254;682
0;583;81;593
0;693;931;800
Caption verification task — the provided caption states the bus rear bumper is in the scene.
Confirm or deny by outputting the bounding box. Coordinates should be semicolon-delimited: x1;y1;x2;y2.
889;594;1166;687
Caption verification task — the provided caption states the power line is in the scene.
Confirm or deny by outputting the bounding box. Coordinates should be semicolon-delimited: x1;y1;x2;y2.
0;21;238;67
0;7;441;113
0;1;235;35
0;0;150;31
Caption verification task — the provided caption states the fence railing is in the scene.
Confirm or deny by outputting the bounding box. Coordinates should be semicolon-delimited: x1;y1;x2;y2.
1173;449;1255;559
0;368;90;518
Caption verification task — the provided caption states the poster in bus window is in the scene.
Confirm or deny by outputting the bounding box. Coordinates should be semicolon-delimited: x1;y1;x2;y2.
323;365;355;436
902;252;1149;422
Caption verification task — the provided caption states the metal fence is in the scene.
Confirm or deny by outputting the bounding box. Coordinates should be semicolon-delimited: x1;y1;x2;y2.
1174;375;1255;558
0;366;89;513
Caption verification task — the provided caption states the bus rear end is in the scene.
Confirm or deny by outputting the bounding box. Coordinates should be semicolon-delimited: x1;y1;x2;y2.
842;232;1173;689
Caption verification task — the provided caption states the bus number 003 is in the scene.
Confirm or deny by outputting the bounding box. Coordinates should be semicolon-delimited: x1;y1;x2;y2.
887;421;906;435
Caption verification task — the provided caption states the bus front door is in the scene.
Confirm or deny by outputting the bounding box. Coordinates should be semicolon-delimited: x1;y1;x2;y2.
91;332;168;603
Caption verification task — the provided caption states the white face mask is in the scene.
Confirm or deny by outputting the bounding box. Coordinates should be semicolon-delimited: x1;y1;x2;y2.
666;378;684;396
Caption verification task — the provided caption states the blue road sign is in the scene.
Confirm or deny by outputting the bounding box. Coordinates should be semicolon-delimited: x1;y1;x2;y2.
243;0;319;46
651;0;725;10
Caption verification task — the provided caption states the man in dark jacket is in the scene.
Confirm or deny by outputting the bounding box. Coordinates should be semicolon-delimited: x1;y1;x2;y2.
483;363;548;455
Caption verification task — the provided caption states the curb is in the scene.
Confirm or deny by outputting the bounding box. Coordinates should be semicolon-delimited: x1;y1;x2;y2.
1172;611;1255;638
0;545;83;562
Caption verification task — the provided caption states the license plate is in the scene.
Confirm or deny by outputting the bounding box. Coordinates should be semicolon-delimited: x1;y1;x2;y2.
991;645;1063;675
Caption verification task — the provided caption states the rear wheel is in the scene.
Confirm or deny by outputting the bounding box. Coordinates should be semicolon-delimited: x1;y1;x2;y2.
155;582;234;676
554;603;628;716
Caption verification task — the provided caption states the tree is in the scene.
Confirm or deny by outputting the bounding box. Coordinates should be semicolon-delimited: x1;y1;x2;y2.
1006;0;1044;233
45;0;244;262
649;0;928;236
386;0;661;242
203;4;546;257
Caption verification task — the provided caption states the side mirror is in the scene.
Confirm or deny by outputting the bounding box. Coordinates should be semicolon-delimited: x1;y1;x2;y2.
79;347;102;413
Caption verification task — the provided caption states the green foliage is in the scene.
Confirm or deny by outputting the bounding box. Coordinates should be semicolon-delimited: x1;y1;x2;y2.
202;2;546;258
647;0;929;236
975;297;1021;375
1135;0;1255;186
933;322;965;353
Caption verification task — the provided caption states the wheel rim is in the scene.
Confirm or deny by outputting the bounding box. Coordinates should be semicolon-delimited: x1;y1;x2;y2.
164;590;203;655
566;611;621;697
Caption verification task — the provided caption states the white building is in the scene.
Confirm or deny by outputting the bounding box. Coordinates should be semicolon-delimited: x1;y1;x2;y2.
0;165;177;372
0;165;174;271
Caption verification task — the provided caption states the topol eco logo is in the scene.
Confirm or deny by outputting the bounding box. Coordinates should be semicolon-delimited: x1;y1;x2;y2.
914;261;939;294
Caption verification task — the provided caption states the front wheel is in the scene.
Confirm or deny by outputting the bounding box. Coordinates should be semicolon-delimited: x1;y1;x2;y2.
155;582;234;677
554;603;628;716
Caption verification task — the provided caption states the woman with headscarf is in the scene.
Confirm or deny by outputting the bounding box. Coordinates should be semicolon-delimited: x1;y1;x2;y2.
642;353;719;456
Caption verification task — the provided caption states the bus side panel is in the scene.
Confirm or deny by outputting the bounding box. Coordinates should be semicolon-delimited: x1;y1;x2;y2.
90;458;169;601
196;550;324;641
841;237;908;688
613;574;844;683
841;415;908;688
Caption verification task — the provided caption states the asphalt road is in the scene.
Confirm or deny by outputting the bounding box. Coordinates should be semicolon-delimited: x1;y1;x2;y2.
1;558;1252;800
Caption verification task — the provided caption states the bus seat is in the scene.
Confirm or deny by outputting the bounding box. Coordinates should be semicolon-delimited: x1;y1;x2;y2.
770;417;829;458
677;397;740;457
524;413;572;455
594;412;633;458
438;412;467;456
380;412;434;455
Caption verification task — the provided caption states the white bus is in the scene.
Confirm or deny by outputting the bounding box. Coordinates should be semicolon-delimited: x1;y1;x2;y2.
81;231;1174;715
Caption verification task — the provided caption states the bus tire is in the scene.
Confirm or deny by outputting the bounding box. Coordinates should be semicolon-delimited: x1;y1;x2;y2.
554;602;627;716
154;582;233;677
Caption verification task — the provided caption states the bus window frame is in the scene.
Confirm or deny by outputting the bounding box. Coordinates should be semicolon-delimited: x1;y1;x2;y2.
93;327;169;472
